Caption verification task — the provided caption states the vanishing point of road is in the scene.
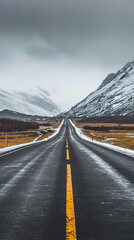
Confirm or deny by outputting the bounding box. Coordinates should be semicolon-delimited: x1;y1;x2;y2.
0;120;134;240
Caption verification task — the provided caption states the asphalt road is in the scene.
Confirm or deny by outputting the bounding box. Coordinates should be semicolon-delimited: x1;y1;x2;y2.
0;120;134;240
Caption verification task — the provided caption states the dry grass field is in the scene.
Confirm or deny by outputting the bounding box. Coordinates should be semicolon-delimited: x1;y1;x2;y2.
73;120;134;151
37;120;61;130
0;120;61;149
0;131;38;148
37;131;56;141
74;122;134;128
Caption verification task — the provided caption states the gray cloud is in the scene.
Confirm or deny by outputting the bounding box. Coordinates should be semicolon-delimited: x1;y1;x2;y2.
0;0;134;64
0;0;134;109
26;45;59;60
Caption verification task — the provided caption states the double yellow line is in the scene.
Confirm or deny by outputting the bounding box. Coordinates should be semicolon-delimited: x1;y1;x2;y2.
66;137;77;240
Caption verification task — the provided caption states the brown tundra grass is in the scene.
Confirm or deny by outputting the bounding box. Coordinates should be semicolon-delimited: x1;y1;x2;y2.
0;120;61;148
73;121;134;151
83;129;134;151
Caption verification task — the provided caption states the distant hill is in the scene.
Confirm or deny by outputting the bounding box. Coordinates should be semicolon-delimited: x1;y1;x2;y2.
0;109;54;121
64;61;134;117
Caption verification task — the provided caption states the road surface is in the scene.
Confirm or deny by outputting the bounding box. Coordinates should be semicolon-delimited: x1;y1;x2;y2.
0;120;134;240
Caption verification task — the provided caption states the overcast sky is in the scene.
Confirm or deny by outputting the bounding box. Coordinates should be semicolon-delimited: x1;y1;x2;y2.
0;0;134;110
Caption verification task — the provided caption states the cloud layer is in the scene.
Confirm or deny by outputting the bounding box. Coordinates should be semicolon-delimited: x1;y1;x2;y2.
0;0;134;109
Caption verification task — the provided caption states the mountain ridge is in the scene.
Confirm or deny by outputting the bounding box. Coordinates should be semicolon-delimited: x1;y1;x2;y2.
0;109;52;120
64;60;134;117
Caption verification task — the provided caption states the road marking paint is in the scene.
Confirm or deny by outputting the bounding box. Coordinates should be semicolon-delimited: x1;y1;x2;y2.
66;149;70;160
66;164;77;240
66;140;68;148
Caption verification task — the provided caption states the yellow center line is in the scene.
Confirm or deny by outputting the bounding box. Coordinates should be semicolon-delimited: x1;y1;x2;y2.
66;149;70;160
66;138;69;156
66;138;77;240
66;164;77;240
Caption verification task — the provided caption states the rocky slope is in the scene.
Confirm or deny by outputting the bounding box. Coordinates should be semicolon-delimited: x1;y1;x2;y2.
66;61;134;117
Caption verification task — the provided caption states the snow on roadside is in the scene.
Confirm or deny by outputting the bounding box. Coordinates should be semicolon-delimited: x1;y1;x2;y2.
33;132;43;142
70;120;134;158
0;120;64;155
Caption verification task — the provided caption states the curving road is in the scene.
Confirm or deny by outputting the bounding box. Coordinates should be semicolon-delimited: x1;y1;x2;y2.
0;120;134;240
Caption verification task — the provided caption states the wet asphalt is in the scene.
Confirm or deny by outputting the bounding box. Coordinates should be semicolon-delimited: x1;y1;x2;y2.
0;120;134;240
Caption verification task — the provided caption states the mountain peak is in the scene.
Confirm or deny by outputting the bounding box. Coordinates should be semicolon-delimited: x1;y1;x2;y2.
98;73;116;89
65;60;134;117
0;87;61;116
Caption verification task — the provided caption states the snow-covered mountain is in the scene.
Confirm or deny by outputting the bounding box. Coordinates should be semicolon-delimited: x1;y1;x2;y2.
0;87;61;116
66;61;134;117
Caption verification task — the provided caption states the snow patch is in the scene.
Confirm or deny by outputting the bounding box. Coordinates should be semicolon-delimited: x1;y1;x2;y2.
33;132;43;142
